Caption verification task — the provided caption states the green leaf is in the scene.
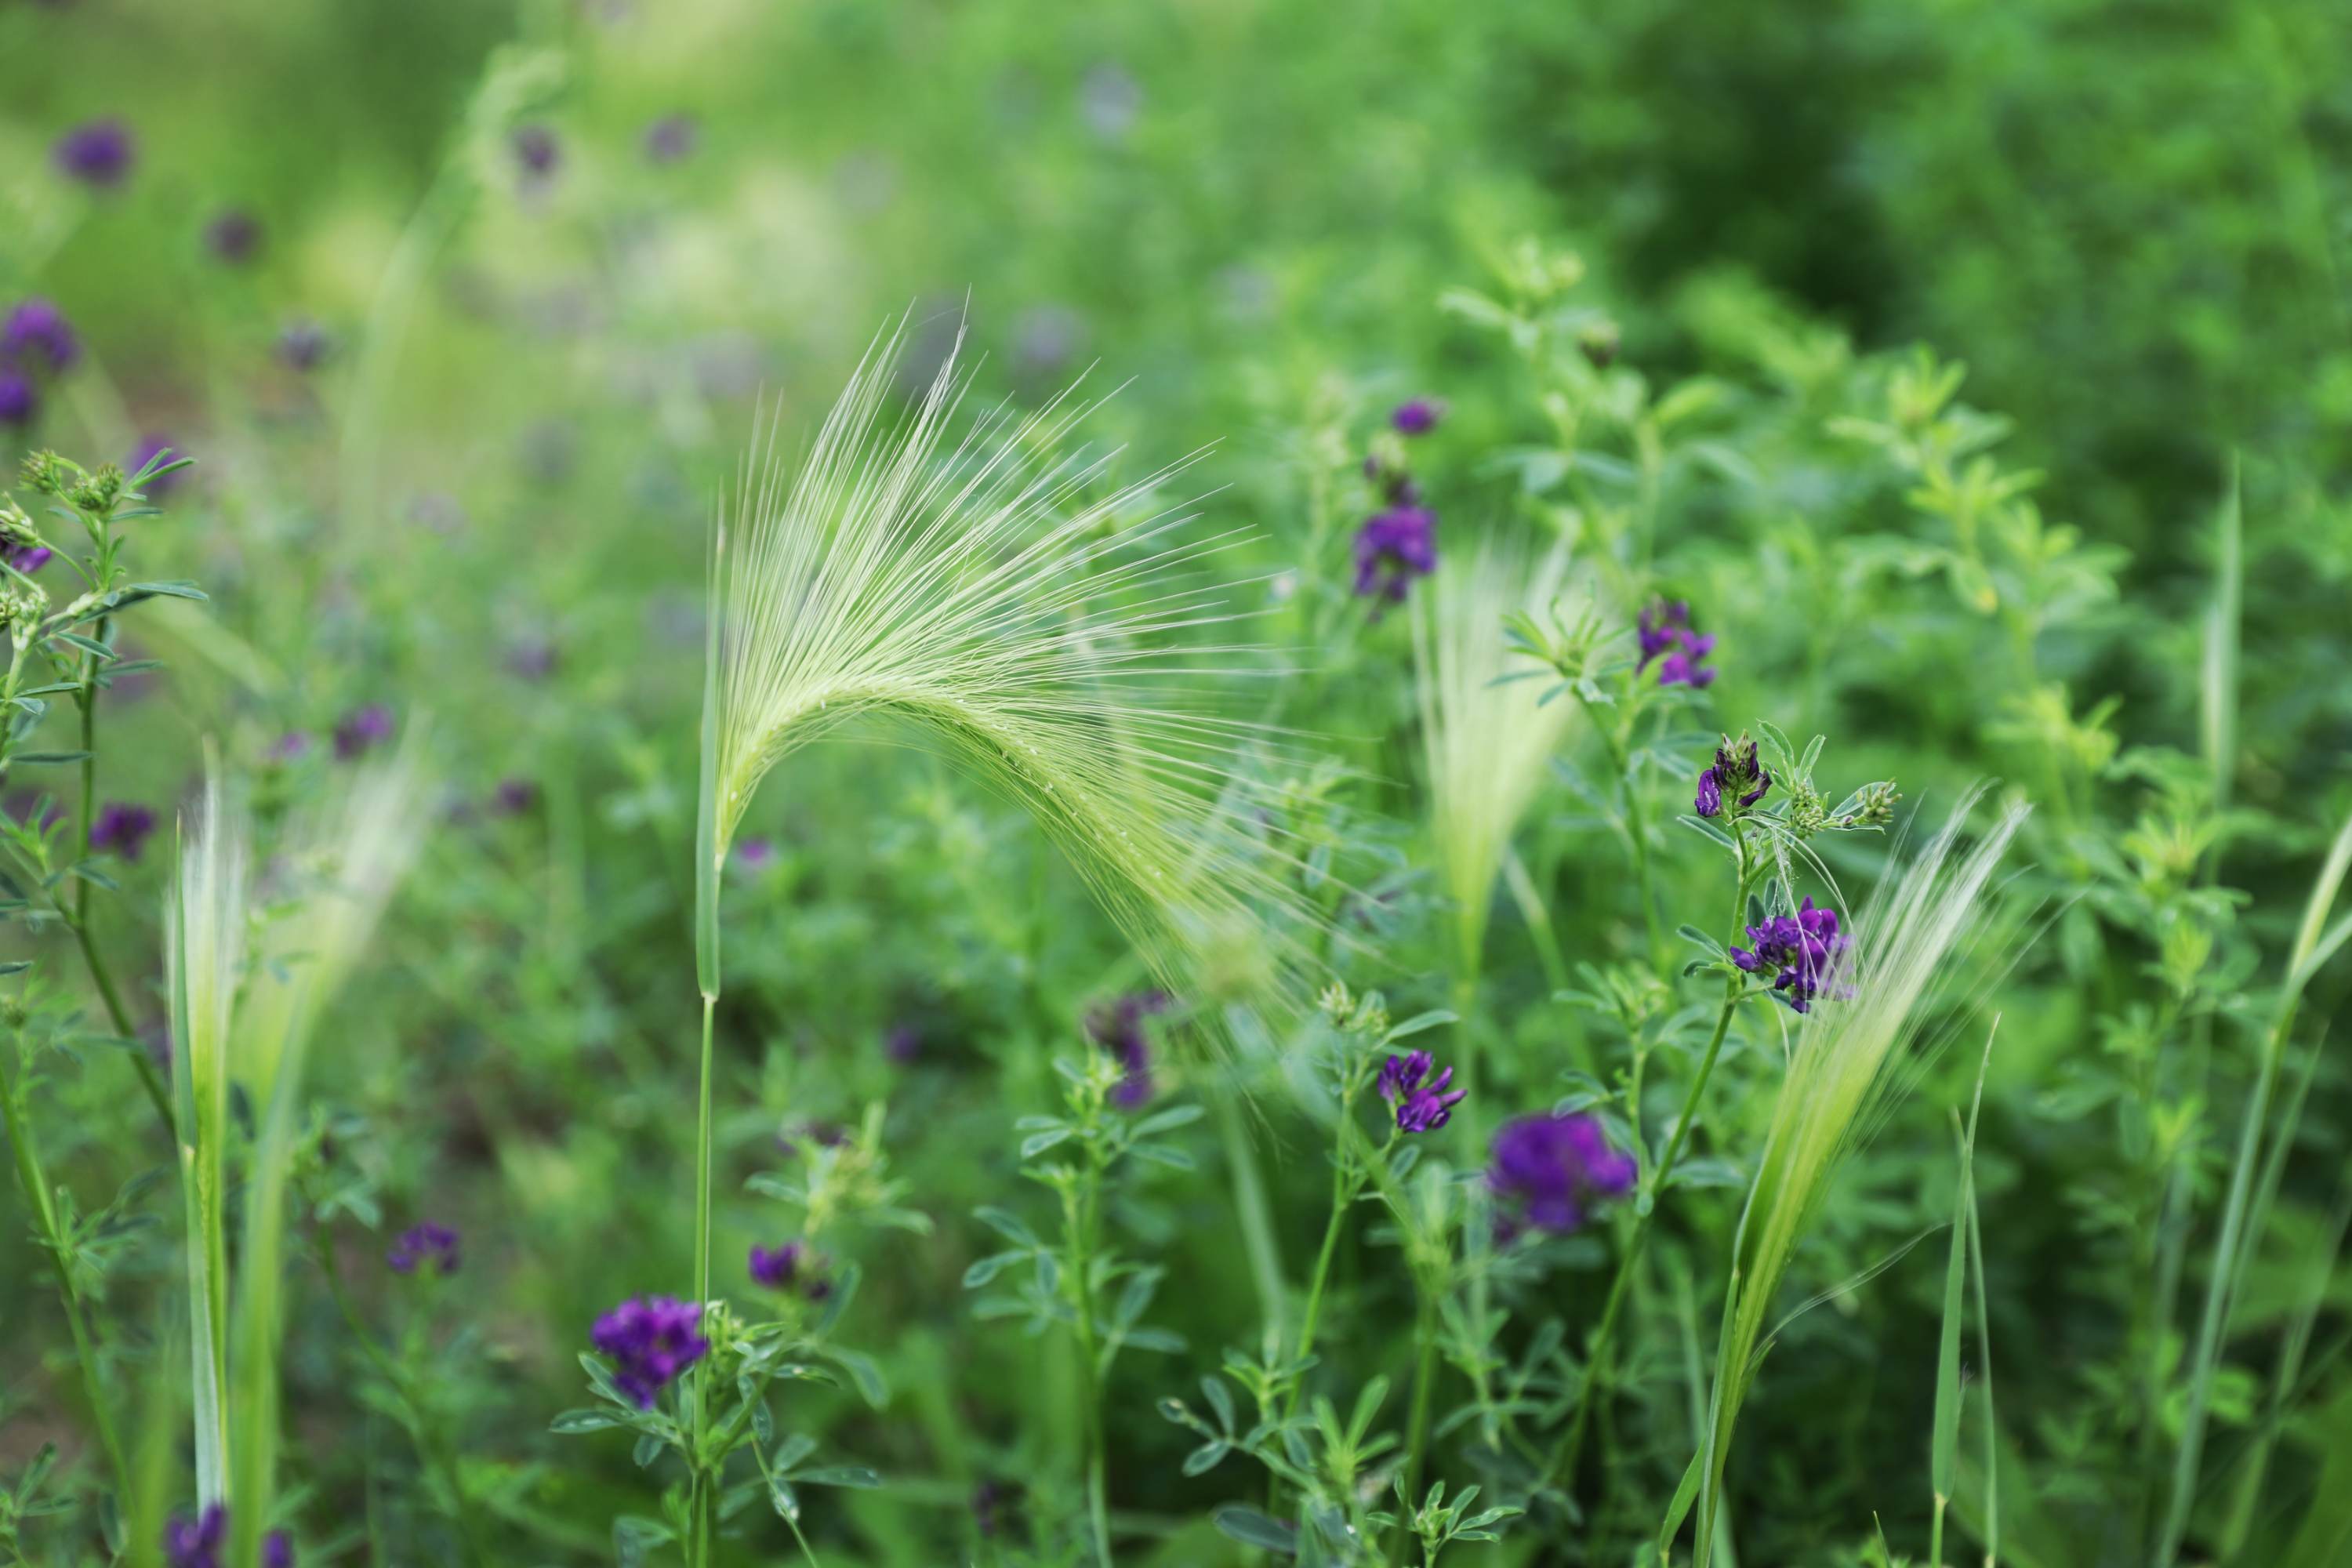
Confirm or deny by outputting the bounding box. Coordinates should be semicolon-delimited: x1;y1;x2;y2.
972;1205;1039;1247
10;751;91;765
1020;1127;1073;1159
963;1250;1025;1288
1131;1104;1205;1138
1214;1505;1300;1555
825;1346;888;1408
795;1465;881;1489
1381;1010;1457;1043
550;1408;629;1434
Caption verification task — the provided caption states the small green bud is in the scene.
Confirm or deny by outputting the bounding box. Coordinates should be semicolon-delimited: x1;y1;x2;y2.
67;463;123;514
1578;319;1621;369
19;452;65;495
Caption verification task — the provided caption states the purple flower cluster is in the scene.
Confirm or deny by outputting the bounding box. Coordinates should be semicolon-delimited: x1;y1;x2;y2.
1377;1048;1466;1134
387;1221;461;1276
1087;990;1171;1108
205;209;263;266
1486;1112;1635;1235
90;801;157;860
54;119;135;188
1637;599;1716;688
645;114;699;164
749;1239;833;1300
1352;397;1444;606
2;298;79;431
165;1505;291;1568
1694;735;1771;820
333;703;394;760
1729;896;1851;1013
591;1295;708;1408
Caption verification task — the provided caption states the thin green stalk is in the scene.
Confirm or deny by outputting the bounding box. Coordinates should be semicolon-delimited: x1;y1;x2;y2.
691;989;717;1568
0;1039;129;1501
1396;1285;1441;1563
1066;1170;1114;1566
1214;1091;1287;1351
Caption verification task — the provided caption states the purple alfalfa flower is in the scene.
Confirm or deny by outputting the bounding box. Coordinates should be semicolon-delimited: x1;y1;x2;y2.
1655;633;1717;689
5;541;51;575
1486;1112;1636;1236
1351;505;1437;605
1377;1048;1466;1134
513;125;561;183
733;836;777;873
1637;597;1717;687
1391;397;1443;436
1087;990;1170;1108
89;801;156;860
278;320;330;372
0;368;37;430
1729;896;1850;1013
491;778;539;816
264;1532;294;1568
644;114;699;164
204;209;263;265
387;1221;461;1276
54;118;135;187
1636;599;1686;671
749;1239;831;1299
590;1294;709;1409
332;703;394;760
165;1504;226;1568
3;298;78;375
1694;766;1722;818
267;730;314;764
128;435;184;498
884;1022;921;1065
1695;733;1769;819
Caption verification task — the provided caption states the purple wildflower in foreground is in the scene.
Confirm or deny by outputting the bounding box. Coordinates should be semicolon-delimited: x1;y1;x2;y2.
1487;1112;1636;1235
1352;504;1437;604
1693;733;1770;819
1638;598;1716;688
1087;990;1170;1107
90;801;156;860
645;114;699;163
54;118;135;187
1377;1048;1467;1134
205;209;263;265
3;299;78;374
333;703;394;759
0;370;37;430
1391;397;1443;436
165;1506;291;1568
1730;896;1851;1013
387;1222;460;1276
591;1295;709;1409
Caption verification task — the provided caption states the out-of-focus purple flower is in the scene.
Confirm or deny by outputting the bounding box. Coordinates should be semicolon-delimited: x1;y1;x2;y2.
505;635;559;681
590;1295;708;1409
1087;990;1170;1108
644;114;699;163
1391;398;1443;436
333;704;393;760
268;731;314;764
90;801;156;860
1487;1112;1636;1236
513;125;561;183
1729;896;1850;1013
165;1504;226;1568
387;1221;460;1276
0;369;37;429
734;837;777;872
263;1532;293;1568
749;1239;832;1300
1638;598;1717;688
127;435;184;497
278;320;330;372
205;209;263;265
1376;1048;1467;1133
885;1023;921;1065
54;119;134;187
1352;505;1437;605
5;542;51;575
3;299;78;374
492;778;539;816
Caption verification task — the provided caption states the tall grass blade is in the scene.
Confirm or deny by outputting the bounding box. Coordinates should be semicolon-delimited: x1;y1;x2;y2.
1931;1029;1994;1565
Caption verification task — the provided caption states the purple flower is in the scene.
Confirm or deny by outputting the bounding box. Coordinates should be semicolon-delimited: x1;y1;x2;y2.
89;801;156;860
265;1533;294;1568
1487;1112;1635;1235
1377;1048;1467;1134
1728;896;1850;1013
1391;398;1443;436
1693;767;1722;818
750;1239;832;1299
1695;735;1769;819
1087;990;1170;1108
0;368;37;429
333;704;394;760
205;209;263;265
128;435;183;496
54;119;134;187
268;731;314;764
3;299;78;374
5;542;51;575
885;1023;922;1064
506;635;559;681
278;320;330;372
387;1221;460;1276
644;114;699;164
513;125;561;183
1351;505;1438;604
492;778;539;816
590;1295;709;1409
734;836;777;871
1638;598;1717;688
165;1504;226;1568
